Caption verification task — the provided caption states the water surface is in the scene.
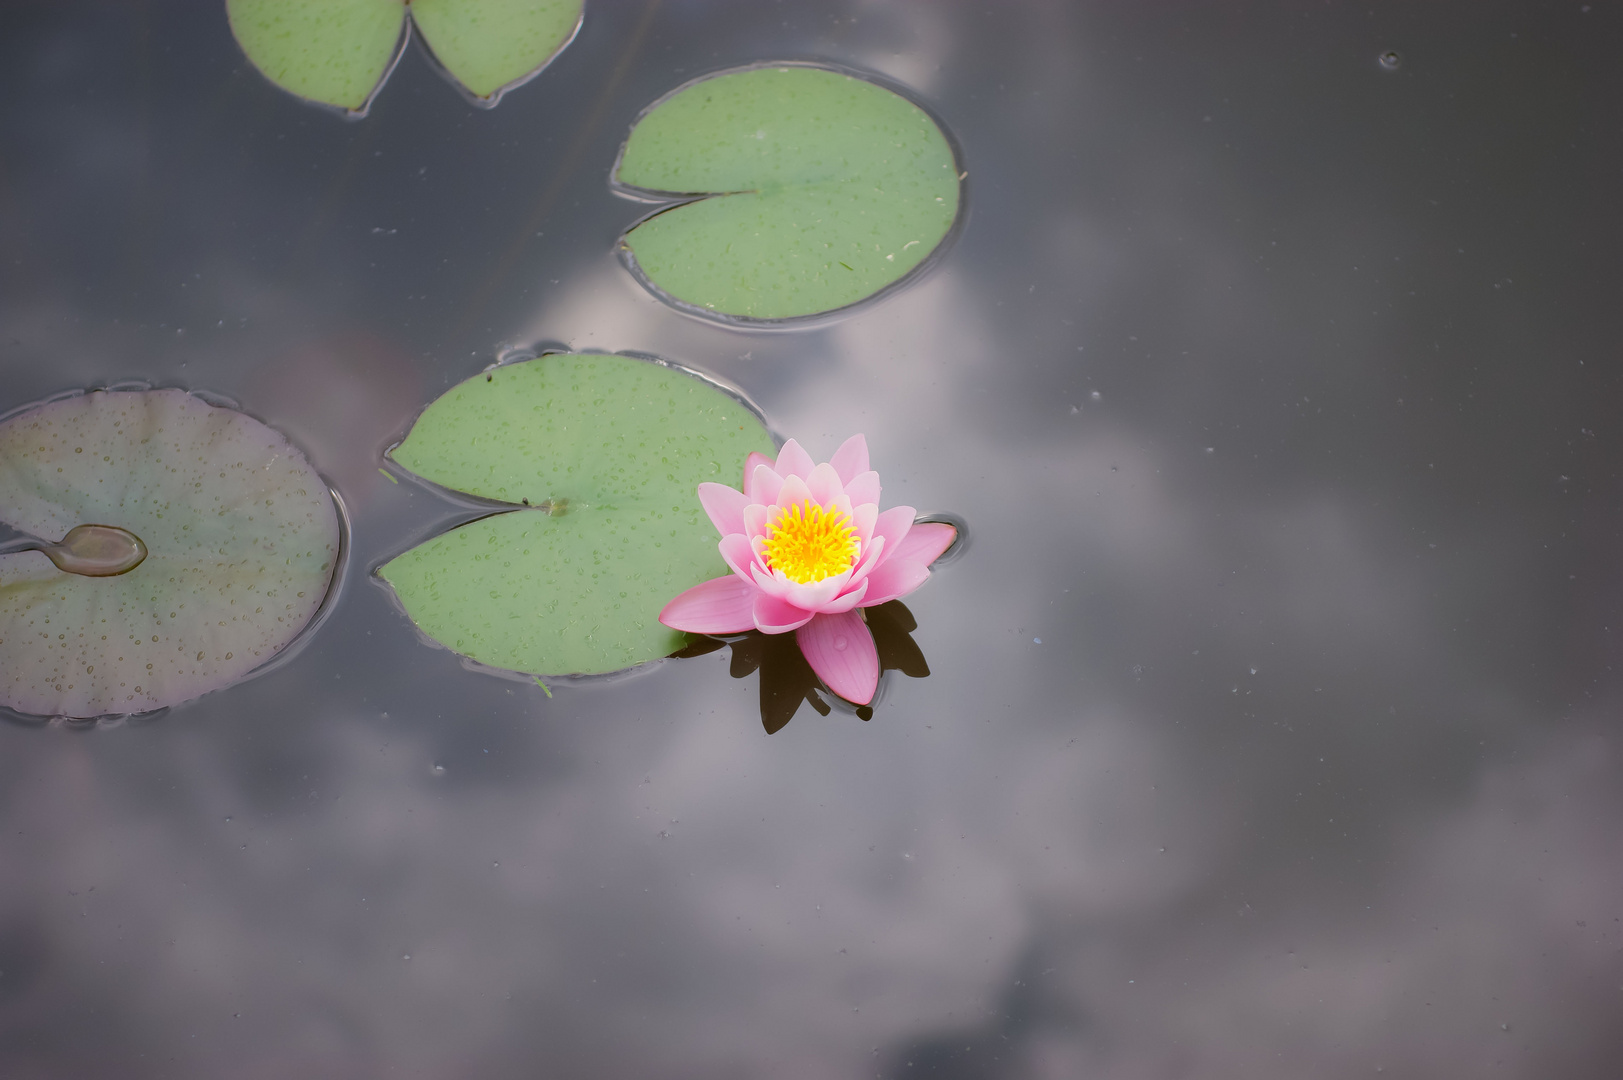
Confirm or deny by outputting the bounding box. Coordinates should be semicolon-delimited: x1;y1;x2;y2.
2;3;1621;1076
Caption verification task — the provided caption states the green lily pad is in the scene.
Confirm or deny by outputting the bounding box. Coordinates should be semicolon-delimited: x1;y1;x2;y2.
226;0;406;115
378;353;774;677
0;389;341;719
410;0;583;103
613;64;963;322
225;0;582;115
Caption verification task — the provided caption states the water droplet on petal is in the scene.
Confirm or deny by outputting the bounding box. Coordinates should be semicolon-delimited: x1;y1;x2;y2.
833;635;848;651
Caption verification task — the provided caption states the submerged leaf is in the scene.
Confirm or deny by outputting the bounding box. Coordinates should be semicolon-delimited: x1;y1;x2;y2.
614;64;962;322
379;353;774;677
0;390;341;718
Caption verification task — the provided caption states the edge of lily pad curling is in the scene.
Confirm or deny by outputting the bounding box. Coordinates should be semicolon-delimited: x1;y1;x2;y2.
608;59;971;332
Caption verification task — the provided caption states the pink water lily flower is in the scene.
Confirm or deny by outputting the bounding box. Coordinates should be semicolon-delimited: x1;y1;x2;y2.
659;434;956;705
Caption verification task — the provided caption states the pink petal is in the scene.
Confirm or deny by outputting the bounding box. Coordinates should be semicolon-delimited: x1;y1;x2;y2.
774;439;816;480
781;568;853;612
796;611;879;704
698;482;750;538
754;591;815;634
858;557;932;607
819;578;868;614
844;470;881;507
743;502;776;540
776;473;813;510
866;505;916;572
848;535;886;586
806;461;845;506
829;434;870;484
659;576;758;634
742;451;775;495
718;532;757;581
747;463;784;505
750;562;793;600
851;502;878;544
893;521;958;567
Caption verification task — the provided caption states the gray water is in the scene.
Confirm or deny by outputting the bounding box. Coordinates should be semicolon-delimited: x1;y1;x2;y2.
3;3;1621;1077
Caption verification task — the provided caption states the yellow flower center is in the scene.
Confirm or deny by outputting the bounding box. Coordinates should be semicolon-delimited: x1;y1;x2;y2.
760;501;860;584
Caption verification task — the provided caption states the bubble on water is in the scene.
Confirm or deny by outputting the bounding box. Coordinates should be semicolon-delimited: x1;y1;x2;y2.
1378;50;1403;70
432;763;445;775
1089;390;1102;402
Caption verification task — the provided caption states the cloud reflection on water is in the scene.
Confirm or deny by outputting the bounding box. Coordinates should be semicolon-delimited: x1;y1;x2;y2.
3;1;1621;1077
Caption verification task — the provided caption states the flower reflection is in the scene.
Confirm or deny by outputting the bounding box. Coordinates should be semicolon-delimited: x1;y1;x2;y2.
672;600;931;733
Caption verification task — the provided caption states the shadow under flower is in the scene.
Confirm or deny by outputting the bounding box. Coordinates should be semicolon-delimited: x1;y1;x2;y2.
670;601;931;734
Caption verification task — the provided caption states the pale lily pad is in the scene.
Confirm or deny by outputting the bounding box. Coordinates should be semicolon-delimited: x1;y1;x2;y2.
226;0;582;115
379;353;774;677
0;390;341;719
613;64;963;322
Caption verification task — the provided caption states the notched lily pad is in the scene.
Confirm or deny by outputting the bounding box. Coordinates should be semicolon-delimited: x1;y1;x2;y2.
226;0;582;115
0;389;342;719
613;63;964;323
378;352;775;677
